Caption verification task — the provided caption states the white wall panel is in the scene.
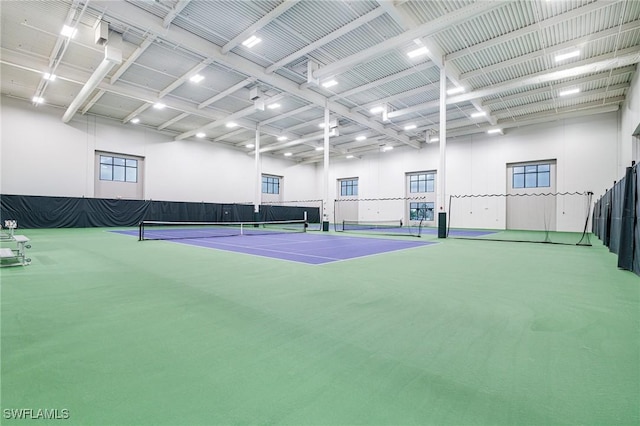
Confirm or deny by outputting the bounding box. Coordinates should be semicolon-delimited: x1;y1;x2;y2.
322;112;618;232
0;96;318;205
620;68;640;169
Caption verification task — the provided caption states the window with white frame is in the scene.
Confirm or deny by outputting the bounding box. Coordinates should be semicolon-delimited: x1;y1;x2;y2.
100;155;138;182
410;202;434;221
339;178;358;197
409;172;435;193
262;175;280;194
512;164;551;188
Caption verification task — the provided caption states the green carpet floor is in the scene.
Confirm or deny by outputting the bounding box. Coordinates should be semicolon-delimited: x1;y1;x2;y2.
1;228;639;425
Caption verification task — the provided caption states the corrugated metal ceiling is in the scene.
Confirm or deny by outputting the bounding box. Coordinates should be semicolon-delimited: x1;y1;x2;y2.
1;0;638;162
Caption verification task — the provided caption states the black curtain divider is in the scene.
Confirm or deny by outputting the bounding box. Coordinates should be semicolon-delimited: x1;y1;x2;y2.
0;194;321;229
609;179;625;254
592;163;640;276
634;168;640;275
618;166;636;270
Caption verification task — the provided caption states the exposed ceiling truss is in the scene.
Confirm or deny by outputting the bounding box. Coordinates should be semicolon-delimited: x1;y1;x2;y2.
1;0;639;163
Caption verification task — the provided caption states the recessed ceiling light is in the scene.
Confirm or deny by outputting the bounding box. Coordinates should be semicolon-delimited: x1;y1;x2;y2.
487;128;502;134
43;73;56;81
130;117;140;124
471;111;486;118
277;136;288;141
242;35;261;48
246;143;255;148
447;87;465;95
315;146;324;151
267;103;281;109
404;124;417;131
196;132;206;138
346;155;355;159
355;135;367;141
226;122;238;128
555;50;580;62
189;74;204;83
60;25;77;38
370;106;385;114
32;96;44;104
407;46;428;58
284;152;292;157
153;103;166;110
321;79;338;88
559;88;580;96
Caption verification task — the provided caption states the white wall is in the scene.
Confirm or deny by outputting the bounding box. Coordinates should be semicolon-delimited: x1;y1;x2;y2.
0;95;624;232
324;112;619;232
0;96;318;204
620;68;640;171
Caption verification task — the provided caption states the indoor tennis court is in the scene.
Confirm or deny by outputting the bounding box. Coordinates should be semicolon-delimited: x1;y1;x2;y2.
2;1;640;425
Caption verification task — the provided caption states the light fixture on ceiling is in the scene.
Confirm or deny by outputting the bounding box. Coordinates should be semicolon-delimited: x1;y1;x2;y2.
61;25;77;38
370;105;385;114
32;96;44;104
43;73;56;81
242;35;262;48
226;122;238;128
277;136;288;141
355;135;367;141
429;136;439;143
559;88;580;97
447;86;465;95
246;143;255;148
267;103;281;109
319;119;338;129
189;74;204;83
487;128;503;135
404;124;417;131
153;102;166;110
315;147;324;151
130;117;140;124
346;155;355;159
407;46;428;58
555;50;580;62
196;132;206;138
321;79;338;88
284;152;292;157
382;146;394;152
471;111;486;118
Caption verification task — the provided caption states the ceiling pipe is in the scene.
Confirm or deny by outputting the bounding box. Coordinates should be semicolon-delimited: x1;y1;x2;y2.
62;45;122;123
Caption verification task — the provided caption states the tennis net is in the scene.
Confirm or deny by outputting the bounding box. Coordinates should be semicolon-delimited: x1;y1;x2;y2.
139;219;307;241
339;219;423;237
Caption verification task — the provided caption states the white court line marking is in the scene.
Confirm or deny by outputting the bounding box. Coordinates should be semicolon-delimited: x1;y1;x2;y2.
178;239;343;261
179;234;433;262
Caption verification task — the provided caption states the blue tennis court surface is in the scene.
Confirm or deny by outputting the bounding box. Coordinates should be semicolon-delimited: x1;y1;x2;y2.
113;230;435;264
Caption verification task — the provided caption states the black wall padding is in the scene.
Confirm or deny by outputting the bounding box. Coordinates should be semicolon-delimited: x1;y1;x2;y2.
593;163;640;276
0;195;150;228
0;194;321;229
260;205;321;223
618;167;636;270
